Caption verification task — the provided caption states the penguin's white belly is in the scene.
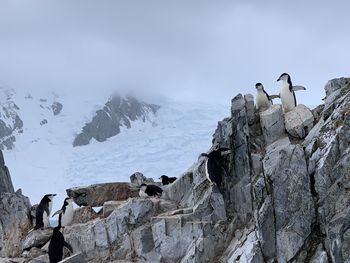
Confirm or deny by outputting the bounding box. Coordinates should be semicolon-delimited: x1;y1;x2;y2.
43;202;52;227
280;87;296;112
61;205;74;226
139;189;149;198
256;92;271;110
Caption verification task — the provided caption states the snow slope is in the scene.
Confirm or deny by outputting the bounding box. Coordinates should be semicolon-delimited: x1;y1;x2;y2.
3;89;229;213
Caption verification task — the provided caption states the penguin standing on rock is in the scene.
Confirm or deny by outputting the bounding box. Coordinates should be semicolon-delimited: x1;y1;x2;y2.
277;73;306;112
52;197;74;227
199;147;231;188
48;224;73;263
35;194;56;230
255;83;277;111
139;184;163;197
159;175;177;185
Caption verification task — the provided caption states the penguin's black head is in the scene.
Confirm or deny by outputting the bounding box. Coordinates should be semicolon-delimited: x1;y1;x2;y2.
159;175;168;180
199;153;209;159
208;147;232;158
43;194;56;202
277;73;291;83
64;197;73;205
140;183;147;188
255;83;264;91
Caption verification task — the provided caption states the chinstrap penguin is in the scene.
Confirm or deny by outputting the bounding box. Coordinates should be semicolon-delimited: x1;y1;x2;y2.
255;83;276;111
159;175;177;185
48;224;73;263
52;197;74;227
35;194;56;230
277;73;306;112
200;147;231;188
139;184;163;197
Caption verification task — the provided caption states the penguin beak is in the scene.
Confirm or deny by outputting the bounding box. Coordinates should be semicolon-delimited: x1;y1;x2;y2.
277;77;281;81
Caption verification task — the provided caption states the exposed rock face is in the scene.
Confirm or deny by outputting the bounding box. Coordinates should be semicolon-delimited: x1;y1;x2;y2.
66;182;139;207
51;101;63;116
260;104;285;145
0;151;14;194
0;150;32;258
73;95;160;147
285;104;315;138
0;89;23;150
3;77;350;262
129;172;155;187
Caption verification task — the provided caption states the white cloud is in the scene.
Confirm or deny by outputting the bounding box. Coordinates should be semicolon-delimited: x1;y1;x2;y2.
0;0;349;106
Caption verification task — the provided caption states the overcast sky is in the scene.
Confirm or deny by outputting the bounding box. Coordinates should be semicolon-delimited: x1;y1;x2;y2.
0;0;349;106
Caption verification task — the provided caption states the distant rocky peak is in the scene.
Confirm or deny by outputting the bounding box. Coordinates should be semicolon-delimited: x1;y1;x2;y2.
73;94;160;147
0;88;23;150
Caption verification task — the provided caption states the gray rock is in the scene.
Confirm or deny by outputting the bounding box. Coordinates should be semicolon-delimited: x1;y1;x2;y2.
129;172;155;187
71;206;98;224
260;104;286;145
0;192;32;257
0;258;26;263
0;160;14;194
59;253;86;263
103;200;126;218
224;230;264;263
66;182;139;207
284;104;314;138
22;228;53;251
39;119;48;126
29;254;49;263
263;138;315;262
244;94;255;126
51;102;63;115
73;95;160;147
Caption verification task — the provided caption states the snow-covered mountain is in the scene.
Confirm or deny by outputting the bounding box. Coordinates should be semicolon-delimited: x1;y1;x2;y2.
0;87;229;211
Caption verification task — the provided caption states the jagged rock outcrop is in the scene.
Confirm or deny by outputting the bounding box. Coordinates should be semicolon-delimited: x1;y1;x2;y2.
0;89;23;150
285;104;314;139
73;94;160;147
0;150;32;258
51;102;63;116
66;182;139;207
3;77;350;263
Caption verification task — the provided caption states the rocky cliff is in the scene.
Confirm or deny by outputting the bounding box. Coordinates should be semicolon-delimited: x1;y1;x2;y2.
1;77;350;263
73;94;160;147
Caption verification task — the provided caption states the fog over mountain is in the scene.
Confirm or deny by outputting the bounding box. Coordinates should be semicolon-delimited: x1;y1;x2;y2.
0;1;349;105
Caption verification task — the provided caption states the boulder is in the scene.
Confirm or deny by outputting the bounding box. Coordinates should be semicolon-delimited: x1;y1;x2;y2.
129;172;155;187
260;104;285;145
103;200;127;218
261;138;315;262
66;183;139;207
51;101;63;115
284;104;314;139
22;228;53;251
71;206;98;224
59;253;86;263
0;192;32;257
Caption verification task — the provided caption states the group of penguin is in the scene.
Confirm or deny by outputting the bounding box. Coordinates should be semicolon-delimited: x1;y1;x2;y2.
255;72;306;112
33;175;177;262
33;72;304;262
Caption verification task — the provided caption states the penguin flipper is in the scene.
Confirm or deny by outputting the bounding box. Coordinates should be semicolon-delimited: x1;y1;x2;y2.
292;85;306;91
269;94;280;99
64;241;74;253
52;209;63;217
